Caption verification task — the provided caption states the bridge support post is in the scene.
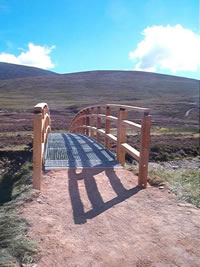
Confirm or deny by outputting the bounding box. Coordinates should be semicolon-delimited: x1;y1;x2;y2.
138;113;152;188
117;108;127;166
104;106;111;149
33;110;42;190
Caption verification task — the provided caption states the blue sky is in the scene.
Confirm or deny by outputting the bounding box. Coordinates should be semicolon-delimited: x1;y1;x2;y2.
0;0;199;79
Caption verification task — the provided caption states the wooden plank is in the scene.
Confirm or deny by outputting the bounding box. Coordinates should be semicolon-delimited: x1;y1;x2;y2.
121;143;140;161
138;114;152;188
107;115;118;122
107;104;151;113
106;133;117;142
97;128;105;135
97;114;106;118
121;120;141;131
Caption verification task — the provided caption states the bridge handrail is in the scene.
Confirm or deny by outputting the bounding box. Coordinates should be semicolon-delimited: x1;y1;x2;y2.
69;104;152;187
33;103;51;190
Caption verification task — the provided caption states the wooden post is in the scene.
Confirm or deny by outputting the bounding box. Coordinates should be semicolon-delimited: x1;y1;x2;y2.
116;108;127;165
33;110;43;190
90;107;95;138
138;113;152;188
104;106;111;149
96;106;102;142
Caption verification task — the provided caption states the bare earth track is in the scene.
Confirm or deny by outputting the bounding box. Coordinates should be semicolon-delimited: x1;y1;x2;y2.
22;168;200;267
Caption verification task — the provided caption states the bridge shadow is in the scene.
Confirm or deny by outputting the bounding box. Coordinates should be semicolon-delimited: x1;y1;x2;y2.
59;133;141;224
68;167;141;224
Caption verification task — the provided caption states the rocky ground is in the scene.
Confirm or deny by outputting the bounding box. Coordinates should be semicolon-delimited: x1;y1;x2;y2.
149;157;200;171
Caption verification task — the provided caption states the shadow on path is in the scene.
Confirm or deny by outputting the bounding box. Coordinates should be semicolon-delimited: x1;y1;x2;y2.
68;167;141;224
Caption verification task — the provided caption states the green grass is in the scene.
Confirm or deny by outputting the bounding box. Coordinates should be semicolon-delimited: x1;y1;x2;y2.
126;162;200;208
0;161;38;266
148;168;200;208
151;126;200;135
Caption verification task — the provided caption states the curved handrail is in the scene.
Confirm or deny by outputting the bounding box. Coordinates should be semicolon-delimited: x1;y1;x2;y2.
70;104;151;127
69;103;152;188
33;103;51;190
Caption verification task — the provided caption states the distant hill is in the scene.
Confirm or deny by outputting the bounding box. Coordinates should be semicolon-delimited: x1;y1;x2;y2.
0;64;199;127
0;62;58;80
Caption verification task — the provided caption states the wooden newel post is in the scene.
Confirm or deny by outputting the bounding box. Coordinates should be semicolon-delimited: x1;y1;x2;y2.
138;113;152;188
117;108;127;165
104;106;111;149
33;110;43;190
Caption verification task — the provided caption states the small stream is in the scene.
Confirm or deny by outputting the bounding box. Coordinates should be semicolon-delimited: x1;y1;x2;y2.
185;108;194;117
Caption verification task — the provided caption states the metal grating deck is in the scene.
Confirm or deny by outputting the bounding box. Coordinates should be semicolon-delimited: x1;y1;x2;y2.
44;133;121;170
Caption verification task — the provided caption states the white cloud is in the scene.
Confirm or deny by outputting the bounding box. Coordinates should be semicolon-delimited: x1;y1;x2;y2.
129;24;200;73
0;43;55;69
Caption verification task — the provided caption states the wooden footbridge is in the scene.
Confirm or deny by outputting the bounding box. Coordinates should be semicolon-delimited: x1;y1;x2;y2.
33;103;152;190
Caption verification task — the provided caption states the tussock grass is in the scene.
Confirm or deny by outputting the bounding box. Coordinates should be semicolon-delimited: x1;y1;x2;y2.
149;168;200;208
0;162;38;266
126;162;200;208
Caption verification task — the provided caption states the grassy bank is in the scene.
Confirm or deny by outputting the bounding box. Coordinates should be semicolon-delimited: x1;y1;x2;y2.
148;167;200;208
0;152;38;266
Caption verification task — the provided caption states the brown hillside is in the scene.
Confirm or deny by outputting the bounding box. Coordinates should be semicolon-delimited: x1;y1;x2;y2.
0;65;199;132
0;62;58;80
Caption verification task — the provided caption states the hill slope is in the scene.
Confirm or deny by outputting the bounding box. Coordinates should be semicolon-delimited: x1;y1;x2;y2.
0;62;58;80
0;65;199;127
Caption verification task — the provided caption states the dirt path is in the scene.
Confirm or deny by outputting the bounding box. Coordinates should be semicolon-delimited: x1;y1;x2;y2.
22;168;200;267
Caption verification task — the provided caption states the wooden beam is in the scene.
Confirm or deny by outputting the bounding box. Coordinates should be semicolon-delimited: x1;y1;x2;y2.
97;128;105;135
121;143;140;161
106;133;117;143
121;120;141;131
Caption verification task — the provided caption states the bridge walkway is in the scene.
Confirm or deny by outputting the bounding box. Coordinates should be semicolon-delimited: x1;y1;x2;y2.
45;133;121;170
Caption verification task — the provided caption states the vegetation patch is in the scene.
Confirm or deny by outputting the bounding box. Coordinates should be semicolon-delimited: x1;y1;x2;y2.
0;151;38;266
148;167;200;208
